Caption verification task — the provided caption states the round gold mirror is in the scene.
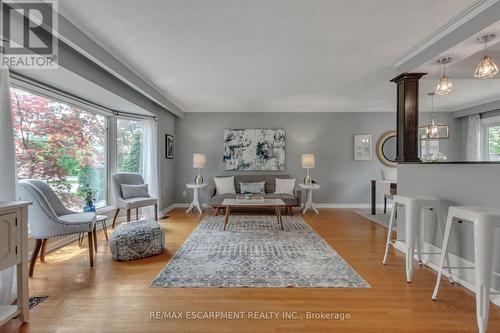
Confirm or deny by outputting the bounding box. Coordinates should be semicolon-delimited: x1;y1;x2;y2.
376;131;397;167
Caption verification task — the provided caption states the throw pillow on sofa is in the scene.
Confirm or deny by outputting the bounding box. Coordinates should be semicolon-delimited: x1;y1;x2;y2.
214;176;236;194
240;181;265;194
274;178;296;195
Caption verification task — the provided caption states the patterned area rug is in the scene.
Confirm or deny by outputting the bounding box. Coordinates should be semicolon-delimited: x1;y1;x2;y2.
152;215;369;288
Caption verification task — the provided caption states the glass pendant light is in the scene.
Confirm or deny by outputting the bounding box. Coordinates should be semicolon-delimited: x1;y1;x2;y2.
419;92;449;140
474;34;498;79
435;57;453;96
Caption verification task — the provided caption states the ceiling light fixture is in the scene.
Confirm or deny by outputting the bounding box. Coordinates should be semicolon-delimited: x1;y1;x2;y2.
474;34;498;79
419;92;449;140
435;57;453;96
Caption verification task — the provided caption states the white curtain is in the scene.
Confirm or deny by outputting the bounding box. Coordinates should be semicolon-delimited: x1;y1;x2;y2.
466;114;481;161
0;67;18;305
141;119;159;219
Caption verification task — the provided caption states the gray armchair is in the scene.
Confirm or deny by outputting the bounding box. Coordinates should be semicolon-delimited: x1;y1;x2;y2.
18;179;96;276
111;173;158;228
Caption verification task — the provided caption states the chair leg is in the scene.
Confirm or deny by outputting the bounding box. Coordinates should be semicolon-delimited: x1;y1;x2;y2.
112;209;120;228
416;220;422;265
384;198;387;214
136;208;139;220
435;208;454;283
383;203;397;264
154;204;158;221
77;233;84;246
432;213;454;300
102;220;108;242
93;226;98;252
40;239;48;262
88;232;94;267
473;220;495;333
29;239;43;277
127;209;131;222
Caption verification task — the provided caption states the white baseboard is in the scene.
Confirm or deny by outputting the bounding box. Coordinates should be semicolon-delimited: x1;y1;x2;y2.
393;241;500;307
160;204;177;216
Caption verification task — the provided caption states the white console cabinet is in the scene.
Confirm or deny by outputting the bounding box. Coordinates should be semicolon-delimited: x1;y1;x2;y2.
0;201;30;326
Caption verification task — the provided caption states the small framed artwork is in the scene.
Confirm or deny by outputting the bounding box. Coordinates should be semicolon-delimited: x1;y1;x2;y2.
166;134;174;159
354;135;372;160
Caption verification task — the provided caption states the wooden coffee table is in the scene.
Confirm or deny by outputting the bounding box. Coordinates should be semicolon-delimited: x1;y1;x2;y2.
220;198;286;231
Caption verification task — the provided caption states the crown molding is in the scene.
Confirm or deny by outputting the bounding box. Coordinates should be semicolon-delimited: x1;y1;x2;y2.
453;97;500;118
391;0;499;68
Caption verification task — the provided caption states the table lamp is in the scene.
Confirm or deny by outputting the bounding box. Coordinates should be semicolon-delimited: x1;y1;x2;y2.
301;154;315;185
193;153;206;184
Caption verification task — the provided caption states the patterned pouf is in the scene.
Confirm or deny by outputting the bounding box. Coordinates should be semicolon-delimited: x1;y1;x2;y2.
110;220;164;261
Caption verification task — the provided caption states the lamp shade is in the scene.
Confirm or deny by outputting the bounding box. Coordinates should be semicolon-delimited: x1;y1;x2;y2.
474;55;498;79
435;75;453;96
301;154;315;168
193;153;206;168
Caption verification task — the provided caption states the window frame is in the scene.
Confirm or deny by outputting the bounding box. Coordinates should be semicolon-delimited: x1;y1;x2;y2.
481;116;500;161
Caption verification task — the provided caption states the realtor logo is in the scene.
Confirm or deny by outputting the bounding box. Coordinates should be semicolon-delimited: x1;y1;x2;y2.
0;0;58;69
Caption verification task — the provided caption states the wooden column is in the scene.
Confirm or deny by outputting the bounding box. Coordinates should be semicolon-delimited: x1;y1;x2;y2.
390;73;426;163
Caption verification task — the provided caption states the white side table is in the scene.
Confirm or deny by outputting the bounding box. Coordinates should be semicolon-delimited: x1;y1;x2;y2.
186;183;208;214
298;183;320;214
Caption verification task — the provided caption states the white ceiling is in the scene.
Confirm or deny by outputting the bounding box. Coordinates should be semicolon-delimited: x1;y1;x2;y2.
62;0;475;113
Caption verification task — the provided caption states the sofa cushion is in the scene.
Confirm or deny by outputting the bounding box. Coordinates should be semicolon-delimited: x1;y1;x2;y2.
121;197;158;209
229;174;291;193
260;194;298;206
240;181;265;194
274;178;296;195
214;176;236;194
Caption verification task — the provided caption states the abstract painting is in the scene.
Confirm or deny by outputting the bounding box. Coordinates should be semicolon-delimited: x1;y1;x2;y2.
354;134;372;160
224;129;285;170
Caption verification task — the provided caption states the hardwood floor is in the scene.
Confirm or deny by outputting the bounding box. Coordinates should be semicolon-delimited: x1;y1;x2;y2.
2;208;499;333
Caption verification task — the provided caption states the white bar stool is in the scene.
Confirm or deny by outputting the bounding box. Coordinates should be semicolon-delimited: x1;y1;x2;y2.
383;195;453;283
432;206;500;333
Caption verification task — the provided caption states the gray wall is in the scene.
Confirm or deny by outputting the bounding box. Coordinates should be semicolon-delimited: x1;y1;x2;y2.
173;112;460;205
158;113;176;210
425;112;463;161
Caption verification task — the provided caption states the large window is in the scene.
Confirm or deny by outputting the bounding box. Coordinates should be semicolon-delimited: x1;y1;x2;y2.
117;118;144;174
484;123;500;161
482;117;500;161
11;88;108;210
